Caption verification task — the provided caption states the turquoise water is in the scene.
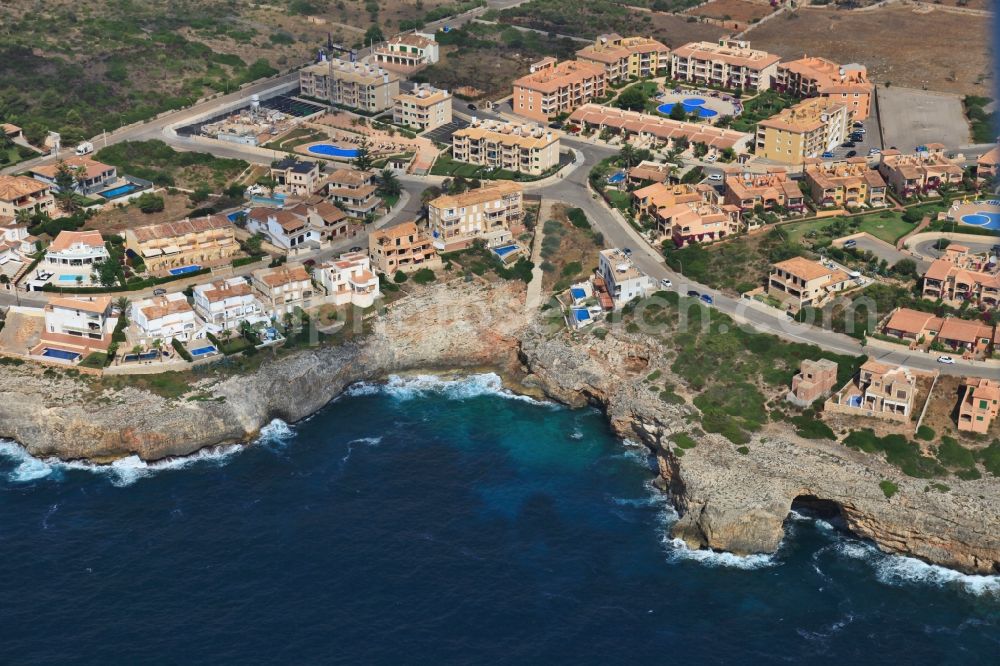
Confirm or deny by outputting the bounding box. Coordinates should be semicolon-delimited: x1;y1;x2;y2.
0;373;997;663
961;212;1000;230
306;144;361;158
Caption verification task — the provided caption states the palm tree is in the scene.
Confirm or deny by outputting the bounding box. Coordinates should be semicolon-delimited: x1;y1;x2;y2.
114;297;130;321
377;168;401;199
152;338;163;361
131;344;143;360
14;208;32;227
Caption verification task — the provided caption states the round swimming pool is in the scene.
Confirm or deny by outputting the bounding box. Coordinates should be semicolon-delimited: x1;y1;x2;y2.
681;98;706;107
656;102;718;119
306;144;361;158
961;212;1000;230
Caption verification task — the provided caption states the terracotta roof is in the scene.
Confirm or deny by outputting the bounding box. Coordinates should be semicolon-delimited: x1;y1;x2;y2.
30;157;115;181
49;230;104;253
671;40;780;69
429;181;522;209
883;308;942;336
254;264;311;288
772;256;842;282
0;175;48;201
327;169;371;187
48;295;111;315
513;59;605;94
140;294;193;321
129;215;233;243
938;317;993;344
200;279;251;303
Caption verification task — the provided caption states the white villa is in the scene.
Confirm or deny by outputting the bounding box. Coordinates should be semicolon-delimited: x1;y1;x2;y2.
192;277;269;332
597;248;654;309
44;230;108;271
315;252;380;309
245;202;349;251
32;295;118;359
130;292;200;345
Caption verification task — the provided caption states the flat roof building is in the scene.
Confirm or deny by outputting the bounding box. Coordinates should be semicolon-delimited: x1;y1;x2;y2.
393;84;453;132
755;97;850;165
451;118;561;176
671;39;780;92
299;59;400;114
513;58;607;122
774;57;873;119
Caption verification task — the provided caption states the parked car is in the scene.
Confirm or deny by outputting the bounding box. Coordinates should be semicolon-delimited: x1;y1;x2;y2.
855;127;867;134
937;355;956;365
153;288;167;296
868;147;882;156
700;293;714;306
622;247;632;256
704;154;718;163
707;173;723;182
844;239;857;248
846;150;857;158
349;246;362;253
821;151;835;158
467;103;476;110
659;278;672;289
687;290;700;298
844;141;857;148
853;121;864;129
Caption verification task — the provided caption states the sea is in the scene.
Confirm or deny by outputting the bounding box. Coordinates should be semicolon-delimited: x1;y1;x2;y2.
1;373;997;665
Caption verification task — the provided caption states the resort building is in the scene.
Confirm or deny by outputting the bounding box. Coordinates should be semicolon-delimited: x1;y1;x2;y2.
28;157;118;195
921;258;1000;307
393;84;453;132
269;158;322;197
882;307;996;354
368;221;439;275
124;216;240;274
373;32;440;72
298;59;400;114
627;161;672;186
597;248;654;309
451;118;561;176
723;169;806;213
246;201;349;251
670;39;780;92
826;360;918;422
957;378;1000;434
977;145;999;184
575;34;670;83
192;277;269;332
634;182;740;247
0;175;55;220
568;105;751;153
322;169;382;220
427;182;524;252
44;230;108;270
512;58;607;123
130;293;199;345
768;256;852;311
250;263;315;316
877;145;964;198
755;97;850;165
773;57;873;119
36;296;117;358
803;158;888;209
789;358;838;405
315;252;380;309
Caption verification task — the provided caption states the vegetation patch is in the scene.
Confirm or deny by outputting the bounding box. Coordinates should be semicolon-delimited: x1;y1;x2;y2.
844;429;945;478
879;480;899;499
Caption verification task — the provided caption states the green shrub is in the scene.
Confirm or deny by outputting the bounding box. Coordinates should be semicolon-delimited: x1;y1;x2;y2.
672;433;698;449
393;270;409;283
879;480;899;499
736;446;749;455
567;207;590;230
646;370;662;382
791;415;835;440
916;425;936;441
844;429;945;478
974;440;1000;476
412;268;437;285
935;436;976;471
592;327;608;340
171;338;193;362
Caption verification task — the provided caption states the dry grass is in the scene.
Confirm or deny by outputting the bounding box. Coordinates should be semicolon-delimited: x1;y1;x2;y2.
540;204;601;292
85;192;199;234
684;0;775;23
744;5;992;95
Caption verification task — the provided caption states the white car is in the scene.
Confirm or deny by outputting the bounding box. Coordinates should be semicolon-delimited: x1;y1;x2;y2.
855;127;866;134
704;154;718;163
660;278;673;289
868;148;881;155
707;174;723;182
937;355;956;365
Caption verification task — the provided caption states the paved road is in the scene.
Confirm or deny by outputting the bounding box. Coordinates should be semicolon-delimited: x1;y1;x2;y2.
843;234;929;272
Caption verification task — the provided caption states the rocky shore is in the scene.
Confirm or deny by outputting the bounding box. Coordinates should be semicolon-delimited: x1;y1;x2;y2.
1;283;998;574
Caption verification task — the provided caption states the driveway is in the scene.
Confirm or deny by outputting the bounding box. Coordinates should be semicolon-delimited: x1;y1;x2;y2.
836;234;929;272
877;86;970;152
910;236;998;261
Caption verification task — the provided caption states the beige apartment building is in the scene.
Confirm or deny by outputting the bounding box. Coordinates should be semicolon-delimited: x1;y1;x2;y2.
576;34;670;83
369;221;439;275
921;258;1000;307
299;59;400;114
768;256;852;310
804;158;887;209
512;58;607;122
269;158;322;196
451;119;561;176
322;169;381;220
632;182;740;247
723;169;806;213
670;39;780;92
393;84;453;131
755;97;850;165
0;175;55;221
774;57;873;119
877;145;964;198
251;263;314;316
124;216;240;273
427;182;524;252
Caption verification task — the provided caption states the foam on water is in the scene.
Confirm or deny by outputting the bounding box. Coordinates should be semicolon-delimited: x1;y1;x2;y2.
340;436;383;465
663;536;780;570
258;418;295;447
344;373;555;407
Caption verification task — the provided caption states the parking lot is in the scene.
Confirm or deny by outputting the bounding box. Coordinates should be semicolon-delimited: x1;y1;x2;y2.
877;85;969;152
823;118;881;162
422;119;469;145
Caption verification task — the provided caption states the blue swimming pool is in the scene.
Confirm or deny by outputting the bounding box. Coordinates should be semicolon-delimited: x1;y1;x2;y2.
57;274;85;283
607;171;626;184
98;183;141;200
227;211;247;223
190;345;217;357
307;144;361;159
848;395;863;408
493;244;519;258
169;265;202;276
570;287;586;300
123;351;159;362
657;99;719;119
42;348;81;361
572;309;592;323
960;212;1000;230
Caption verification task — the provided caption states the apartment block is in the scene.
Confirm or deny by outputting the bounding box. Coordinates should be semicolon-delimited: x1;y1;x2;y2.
921;258;1000;307
804;158;888;209
568;105;750;153
877;145;964;198
723;169;806;212
299;59;400;114
322;169;381;220
393;84;452;131
633;182;740;247
576;34;670;83
130;293;199;344
512;58;607;122
670;39;780;92
124;216;240;273
0;175;55;220
790;358;839;405
597;248;653;309
451;119;561;176
270;158;322;196
316;252;380;309
958;378;1000;434
44;230;108;269
192;277;269;332
774;57;873;119
250;263;315;316
768;256;852;310
427;182;524;252
756;97;849;165
368;221;439;275
28;156;118;195
246;201;349;251
373;32;439;72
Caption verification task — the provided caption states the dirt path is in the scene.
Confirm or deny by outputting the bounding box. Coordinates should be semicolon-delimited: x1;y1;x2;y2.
525;199;553;312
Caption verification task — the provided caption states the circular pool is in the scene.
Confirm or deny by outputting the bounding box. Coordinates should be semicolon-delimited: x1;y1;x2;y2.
656;102;718;118
682;98;706;107
306;144;361;158
961;212;1000;230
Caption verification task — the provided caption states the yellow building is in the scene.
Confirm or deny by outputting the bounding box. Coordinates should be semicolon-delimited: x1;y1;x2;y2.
393;83;453;131
124;216;240;273
451;119;561;176
576;34;670;83
299;59;400;114
427;182;524;252
804;157;888;209
755;97;850;166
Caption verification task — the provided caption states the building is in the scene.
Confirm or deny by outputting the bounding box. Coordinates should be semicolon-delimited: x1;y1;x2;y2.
451;118;561;176
921;258;1000;307
373;32;440;72
755;97;850;165
2;123;23;140
368;221;439;275
250;263;314;316
832;360;918;421
597;248;654;309
246;201;349;251
270;158;322;196
299;59;400;114
0;175;55;220
627;160;672;185
632;182;704;215
192;277;269;332
958;377;1000;434
130;292;199;345
977;145;999;184
322;169;381;220
634;182;740;247
315;252;380;308
773;57;873;119
877;145;964;198
568;104;751;153
670;39;780;92
575;34;670;83
28;157;118;195
44;230;108;270
35;296;116;358
512;57;607;122
882;308;943;343
768;256;852;310
804;158;888;209
790;359;838;405
936;317;995;353
724;169;806;213
427;182;524;252
124;216;240;273
393;84;452;131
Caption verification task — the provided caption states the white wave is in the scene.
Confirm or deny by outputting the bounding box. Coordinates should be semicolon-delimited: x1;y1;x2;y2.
343;373;555;406
258;418;295;446
340;436;383;464
663;537;779;570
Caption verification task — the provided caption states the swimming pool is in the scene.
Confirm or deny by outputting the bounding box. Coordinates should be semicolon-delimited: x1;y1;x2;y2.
57;274;85;283
190;345;217;357
123;351;159;363
572;309;592;323
570;287;586;301
847;395;863;408
960;212;1000;230
169;265;202;276
307;144;361;159
607;171;626;184
227;211;247;223
42;348;81;361
656;101;719;119
98;183;142;200
493;244;519;258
